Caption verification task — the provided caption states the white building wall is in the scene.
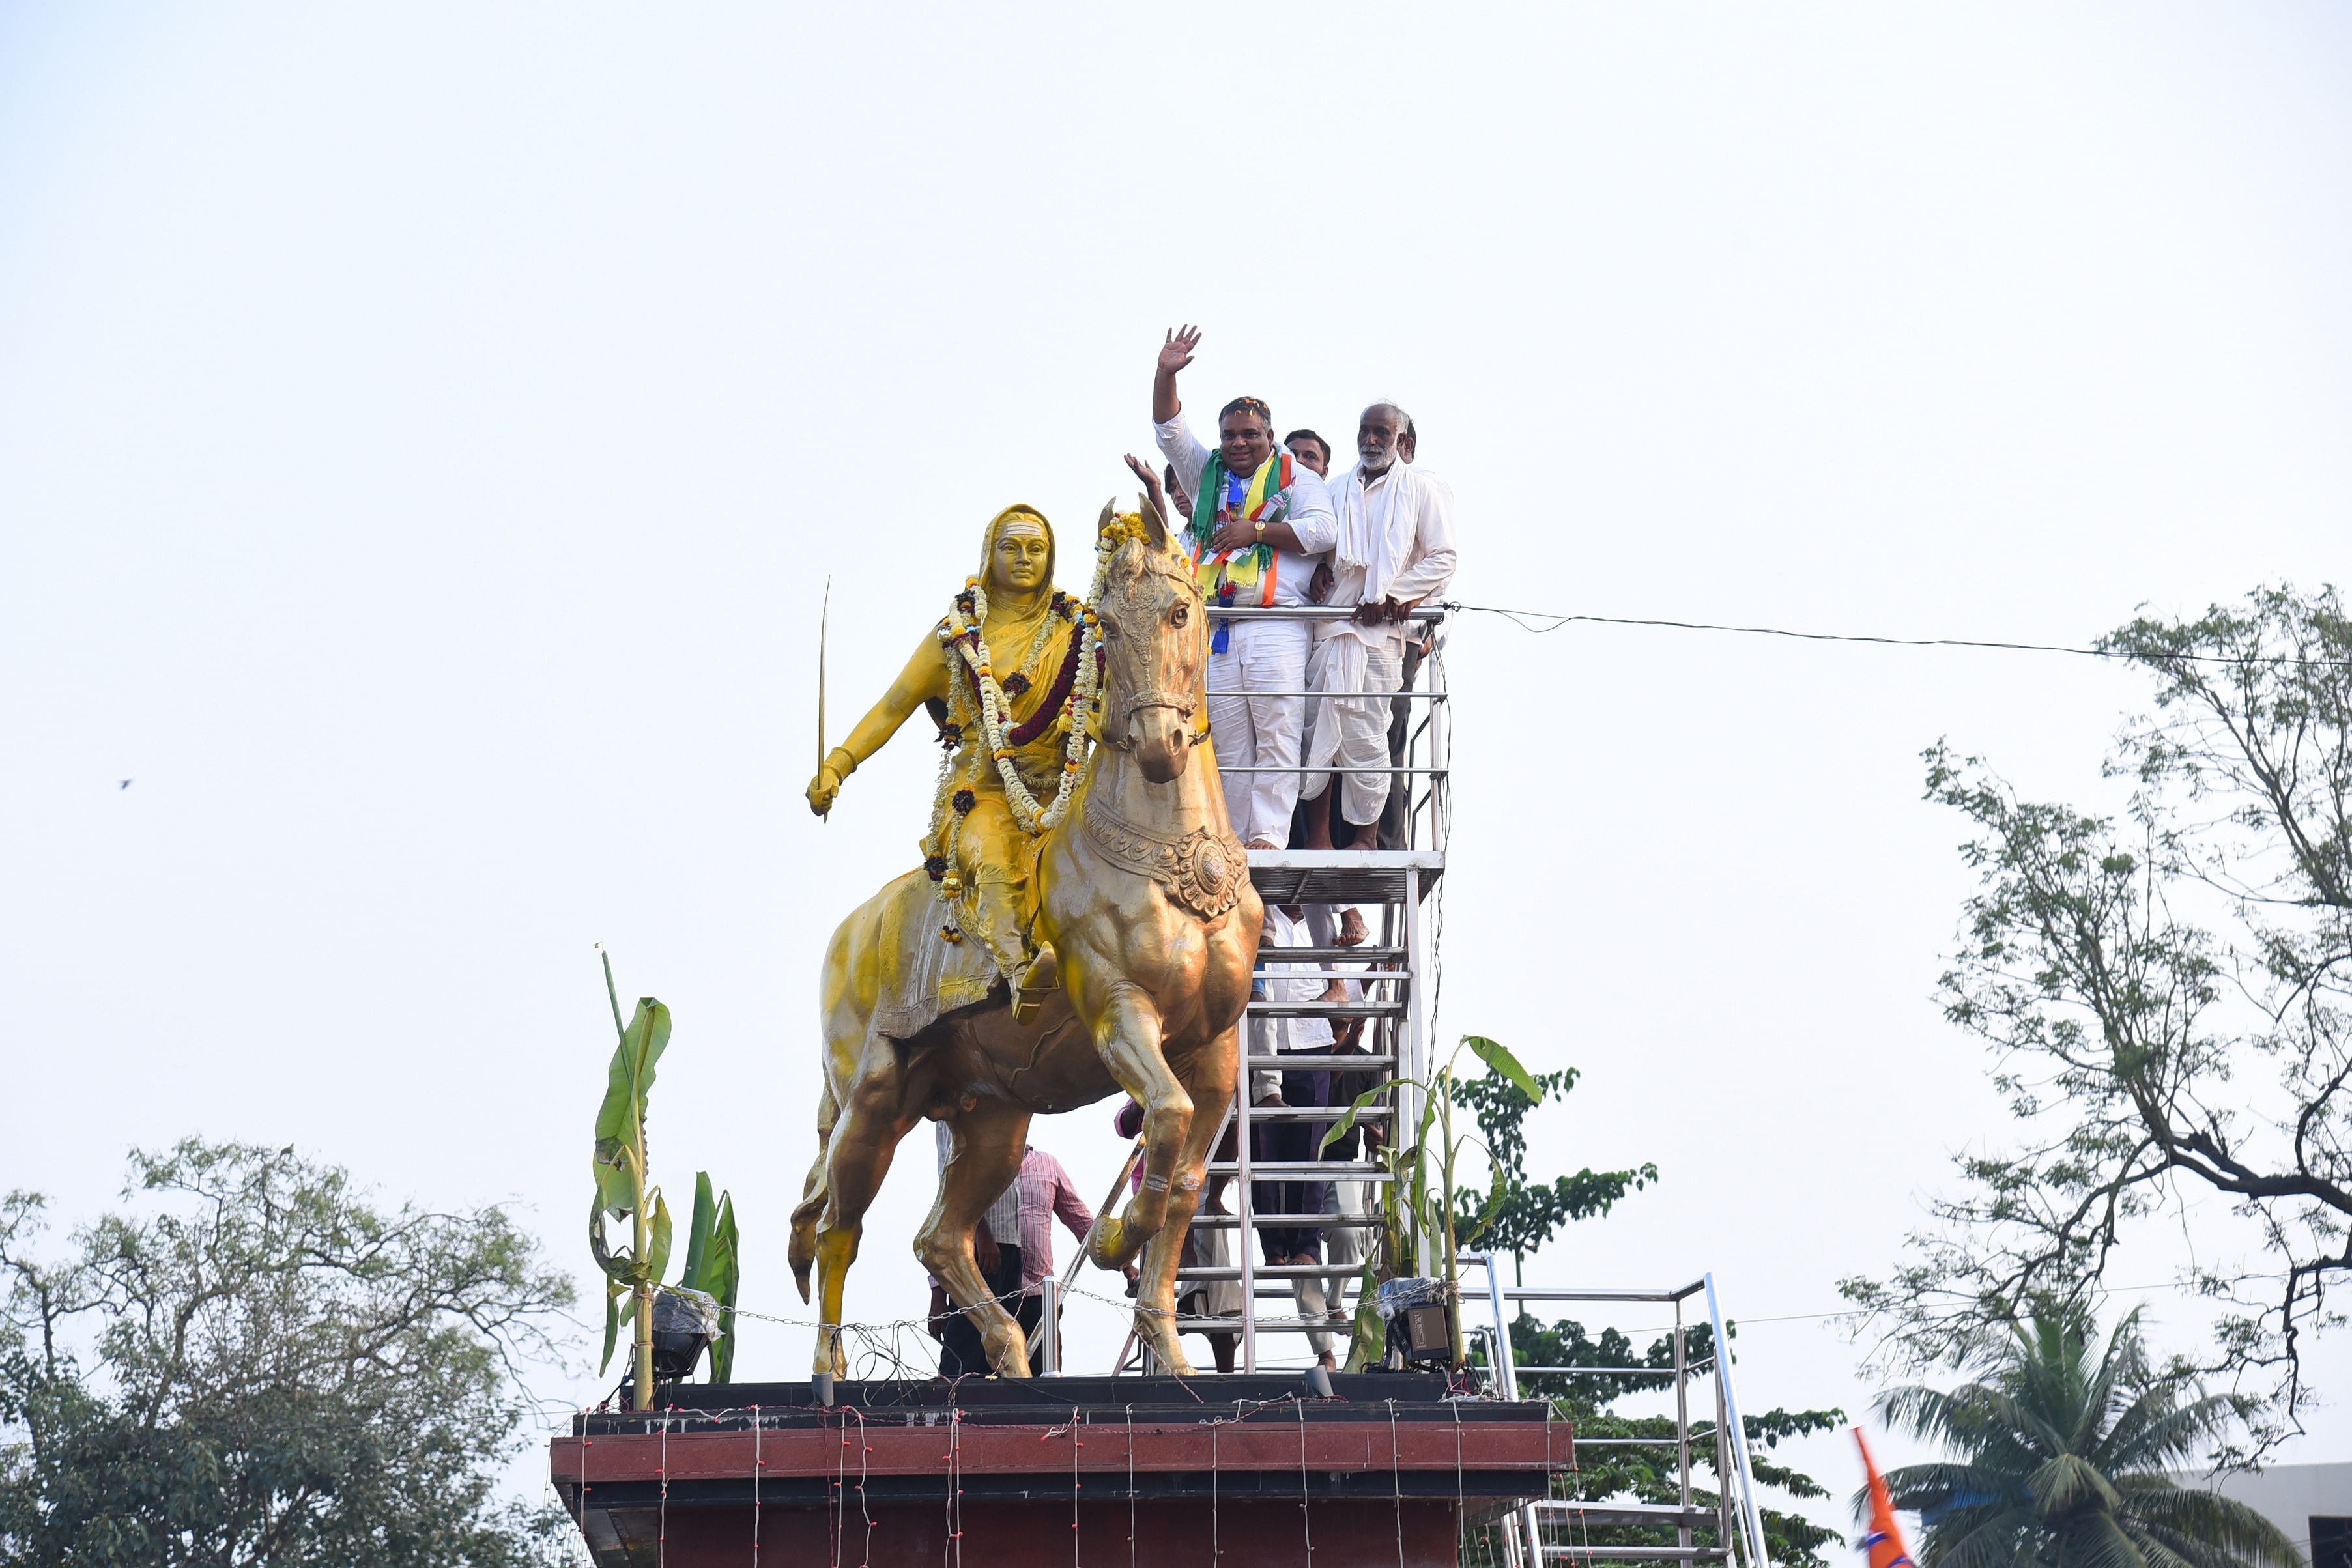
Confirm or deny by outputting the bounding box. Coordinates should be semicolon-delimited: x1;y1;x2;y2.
2178;1462;2352;1561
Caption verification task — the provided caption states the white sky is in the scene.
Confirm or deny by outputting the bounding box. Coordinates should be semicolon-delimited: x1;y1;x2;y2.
5;1;2349;1532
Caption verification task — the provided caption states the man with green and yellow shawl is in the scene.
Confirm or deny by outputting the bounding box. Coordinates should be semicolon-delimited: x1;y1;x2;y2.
807;505;1082;1014
1149;324;1339;849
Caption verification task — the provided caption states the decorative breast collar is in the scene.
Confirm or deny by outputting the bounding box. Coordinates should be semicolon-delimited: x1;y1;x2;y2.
1082;791;1251;921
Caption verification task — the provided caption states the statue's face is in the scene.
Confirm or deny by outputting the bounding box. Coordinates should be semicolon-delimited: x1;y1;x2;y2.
991;528;1051;592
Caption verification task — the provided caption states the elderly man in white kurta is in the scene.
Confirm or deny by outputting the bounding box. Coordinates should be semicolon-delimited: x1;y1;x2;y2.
1300;402;1457;850
1149;326;1340;849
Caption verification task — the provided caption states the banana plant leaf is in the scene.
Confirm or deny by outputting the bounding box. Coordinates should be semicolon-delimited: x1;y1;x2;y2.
591;1185;672;1373
699;1192;742;1382
1465;1036;1542;1106
681;1172;717;1288
677;1173;743;1380
593;997;671;1215
1318;1079;1393;1156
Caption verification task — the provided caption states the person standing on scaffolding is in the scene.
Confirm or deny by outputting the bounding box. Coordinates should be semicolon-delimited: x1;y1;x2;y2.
1149;325;1338;852
1300;402;1456;852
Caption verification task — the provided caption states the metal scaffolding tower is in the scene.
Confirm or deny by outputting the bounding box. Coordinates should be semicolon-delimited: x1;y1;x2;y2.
1122;603;1450;1374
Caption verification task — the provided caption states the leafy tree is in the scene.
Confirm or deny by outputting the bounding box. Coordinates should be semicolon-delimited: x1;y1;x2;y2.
1874;1306;2299;1568
1842;585;2352;1444
1485;1313;1846;1568
1450;1066;1657;1284
1444;1062;1841;1567
0;1140;579;1567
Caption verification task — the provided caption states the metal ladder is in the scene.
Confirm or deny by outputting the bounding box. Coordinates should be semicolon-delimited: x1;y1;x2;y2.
1143;605;1451;1374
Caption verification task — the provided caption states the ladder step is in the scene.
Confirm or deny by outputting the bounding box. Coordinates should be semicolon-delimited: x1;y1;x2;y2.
1264;947;1404;963
1230;1105;1390;1122
1206;1162;1386;1179
1531;1503;1719;1526
1539;1550;1728;1562
1176;1264;1360;1279
1253;972;1405;986
1156;1318;1351;1333
1242;1053;1396;1068
1248;1002;1404;1018
1183;1214;1381;1229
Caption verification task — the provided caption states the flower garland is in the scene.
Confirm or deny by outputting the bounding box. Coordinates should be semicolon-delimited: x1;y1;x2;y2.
939;579;1098;835
922;519;1145;909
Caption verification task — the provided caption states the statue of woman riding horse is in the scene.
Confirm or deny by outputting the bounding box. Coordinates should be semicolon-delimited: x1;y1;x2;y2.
791;480;1260;1377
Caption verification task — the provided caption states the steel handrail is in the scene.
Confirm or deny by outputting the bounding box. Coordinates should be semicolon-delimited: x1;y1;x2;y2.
1205;689;1450;698
1458;1257;1771;1568
1209;605;1448;621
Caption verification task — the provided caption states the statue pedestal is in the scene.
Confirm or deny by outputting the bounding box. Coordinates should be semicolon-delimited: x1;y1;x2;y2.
552;1374;1567;1567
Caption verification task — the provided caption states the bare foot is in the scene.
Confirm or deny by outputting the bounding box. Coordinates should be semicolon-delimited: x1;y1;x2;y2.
1336;907;1368;947
1345;821;1380;851
1246;838;1279;851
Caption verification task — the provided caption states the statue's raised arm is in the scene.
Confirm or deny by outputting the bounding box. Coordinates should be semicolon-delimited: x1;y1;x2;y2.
806;505;1082;998
805;634;950;819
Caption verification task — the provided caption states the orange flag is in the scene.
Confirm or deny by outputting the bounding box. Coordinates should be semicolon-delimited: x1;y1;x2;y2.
1854;1427;1916;1568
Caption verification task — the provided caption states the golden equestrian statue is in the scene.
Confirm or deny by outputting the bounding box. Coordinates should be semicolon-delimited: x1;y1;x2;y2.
790;483;1259;1377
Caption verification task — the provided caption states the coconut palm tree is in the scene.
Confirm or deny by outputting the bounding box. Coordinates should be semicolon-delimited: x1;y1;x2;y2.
1868;1307;2301;1568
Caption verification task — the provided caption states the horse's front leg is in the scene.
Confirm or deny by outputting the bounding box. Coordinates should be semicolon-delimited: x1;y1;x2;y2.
1133;1023;1237;1376
1083;985;1190;1273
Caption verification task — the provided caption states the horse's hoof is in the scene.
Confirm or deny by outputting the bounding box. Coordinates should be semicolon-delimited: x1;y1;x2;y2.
985;1331;1033;1378
1141;1327;1195;1376
1089;1217;1130;1270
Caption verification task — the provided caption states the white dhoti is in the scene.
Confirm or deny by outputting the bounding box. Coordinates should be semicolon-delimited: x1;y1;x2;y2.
1313;1178;1370;1358
1206;618;1310;847
1299;634;1405;829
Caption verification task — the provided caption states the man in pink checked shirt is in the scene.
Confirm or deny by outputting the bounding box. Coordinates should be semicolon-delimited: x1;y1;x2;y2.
1010;1143;1094;1375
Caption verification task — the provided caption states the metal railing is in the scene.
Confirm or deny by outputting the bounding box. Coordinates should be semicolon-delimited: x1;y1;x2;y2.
1463;1262;1772;1568
1205;601;1451;858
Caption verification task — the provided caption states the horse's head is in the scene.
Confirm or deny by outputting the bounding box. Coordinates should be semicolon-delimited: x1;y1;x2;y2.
1094;495;1206;784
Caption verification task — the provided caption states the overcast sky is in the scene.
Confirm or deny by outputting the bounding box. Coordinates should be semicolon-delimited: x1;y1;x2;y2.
5;1;2349;1526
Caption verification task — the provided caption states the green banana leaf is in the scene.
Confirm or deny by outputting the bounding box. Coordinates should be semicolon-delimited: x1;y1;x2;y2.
1317;1079;1393;1156
700;1192;741;1382
645;1188;674;1287
590;1185;672;1374
593;997;671;1215
1465;1035;1542;1106
676;1172;743;1381
681;1172;716;1288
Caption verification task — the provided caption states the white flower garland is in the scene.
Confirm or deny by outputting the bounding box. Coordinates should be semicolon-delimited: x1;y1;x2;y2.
927;527;1126;857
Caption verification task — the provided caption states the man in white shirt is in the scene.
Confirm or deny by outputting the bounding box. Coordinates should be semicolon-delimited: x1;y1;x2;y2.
1300;402;1457;850
1149;326;1340;849
1283;428;1334;478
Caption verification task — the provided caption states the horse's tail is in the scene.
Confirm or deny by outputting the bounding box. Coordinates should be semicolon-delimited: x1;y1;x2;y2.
789;1074;840;1302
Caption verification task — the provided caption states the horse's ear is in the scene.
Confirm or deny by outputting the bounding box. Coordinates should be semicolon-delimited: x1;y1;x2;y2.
1139;492;1169;551
1097;499;1118;540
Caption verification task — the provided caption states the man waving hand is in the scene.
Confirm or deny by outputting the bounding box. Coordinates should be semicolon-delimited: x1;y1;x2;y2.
1151;326;1338;850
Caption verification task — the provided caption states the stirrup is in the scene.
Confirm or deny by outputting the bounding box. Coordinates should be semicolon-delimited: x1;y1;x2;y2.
1009;943;1060;1025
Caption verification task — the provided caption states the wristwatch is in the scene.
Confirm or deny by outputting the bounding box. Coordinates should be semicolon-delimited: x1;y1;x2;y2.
1252;518;1266;542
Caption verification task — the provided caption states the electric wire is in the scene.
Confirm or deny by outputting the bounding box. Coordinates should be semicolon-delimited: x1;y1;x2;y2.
1450;603;2352;666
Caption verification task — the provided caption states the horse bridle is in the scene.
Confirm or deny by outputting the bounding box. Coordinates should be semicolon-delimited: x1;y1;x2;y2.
1104;548;1212;751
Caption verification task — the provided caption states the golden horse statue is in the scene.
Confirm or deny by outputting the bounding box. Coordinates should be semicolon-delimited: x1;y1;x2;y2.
789;498;1261;1376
